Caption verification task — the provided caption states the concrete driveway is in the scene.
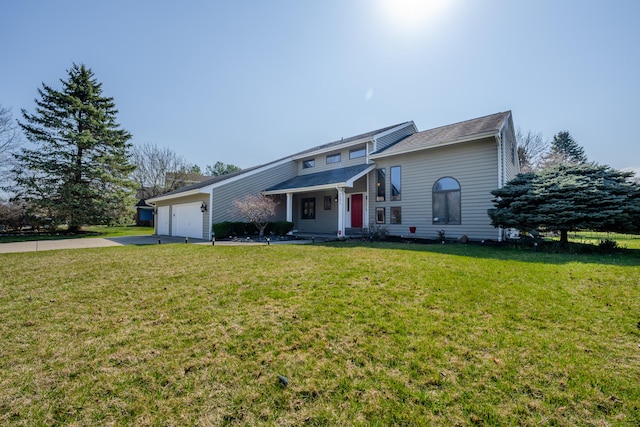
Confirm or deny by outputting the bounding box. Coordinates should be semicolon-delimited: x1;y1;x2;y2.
0;235;209;254
0;235;314;254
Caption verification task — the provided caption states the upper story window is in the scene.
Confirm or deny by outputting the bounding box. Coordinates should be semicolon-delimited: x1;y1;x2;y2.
433;177;461;225
390;166;401;201
303;159;315;169
376;168;386;201
349;147;366;159
326;153;341;164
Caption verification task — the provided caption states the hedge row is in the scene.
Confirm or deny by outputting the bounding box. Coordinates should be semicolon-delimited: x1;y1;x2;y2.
212;221;294;238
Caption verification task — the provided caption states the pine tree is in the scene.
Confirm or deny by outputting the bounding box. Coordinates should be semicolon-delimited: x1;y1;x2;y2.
13;64;136;231
549;131;587;164
489;164;640;244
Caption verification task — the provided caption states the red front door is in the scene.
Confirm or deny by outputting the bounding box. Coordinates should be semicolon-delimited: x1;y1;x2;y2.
351;194;363;228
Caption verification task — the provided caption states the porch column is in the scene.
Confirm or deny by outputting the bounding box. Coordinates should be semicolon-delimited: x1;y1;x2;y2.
337;187;346;238
286;193;293;223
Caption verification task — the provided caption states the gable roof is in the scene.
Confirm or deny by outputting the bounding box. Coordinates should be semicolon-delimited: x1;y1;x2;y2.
263;164;375;194
370;111;510;158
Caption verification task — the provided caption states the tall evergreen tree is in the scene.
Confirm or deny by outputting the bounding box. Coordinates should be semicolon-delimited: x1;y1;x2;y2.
13;64;136;231
548;131;587;165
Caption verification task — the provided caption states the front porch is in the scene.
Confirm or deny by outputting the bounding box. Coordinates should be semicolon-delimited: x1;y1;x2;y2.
263;164;374;238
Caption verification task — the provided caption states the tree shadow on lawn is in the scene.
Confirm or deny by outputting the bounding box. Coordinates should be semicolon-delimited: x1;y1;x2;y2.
315;239;640;266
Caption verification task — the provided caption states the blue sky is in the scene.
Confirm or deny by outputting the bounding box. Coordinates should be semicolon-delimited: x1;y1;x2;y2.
2;0;638;173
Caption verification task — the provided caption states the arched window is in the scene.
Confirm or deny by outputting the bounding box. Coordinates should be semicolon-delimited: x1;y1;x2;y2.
433;177;461;225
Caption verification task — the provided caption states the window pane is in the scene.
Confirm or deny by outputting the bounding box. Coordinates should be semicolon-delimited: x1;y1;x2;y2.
390;207;401;224
447;191;461;224
349;147;366;159
433;177;459;192
391;166;401;201
324;195;331;210
326;153;341;164
433;193;447;223
376;207;385;223
303;159;315;169
302;198;315;219
376;168;386;201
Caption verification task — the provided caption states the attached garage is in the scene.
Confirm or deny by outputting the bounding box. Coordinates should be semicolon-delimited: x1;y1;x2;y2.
171;202;203;239
157;206;170;236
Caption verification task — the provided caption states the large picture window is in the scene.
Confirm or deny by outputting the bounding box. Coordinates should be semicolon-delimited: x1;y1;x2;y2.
301;197;316;219
432;177;461;225
390;166;401;201
376;168;386;201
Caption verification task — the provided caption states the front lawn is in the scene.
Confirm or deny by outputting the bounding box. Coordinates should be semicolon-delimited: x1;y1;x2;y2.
1;243;638;425
0;225;153;243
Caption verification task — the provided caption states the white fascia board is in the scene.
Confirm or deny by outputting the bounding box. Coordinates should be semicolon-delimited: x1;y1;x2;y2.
369;131;497;160
291;137;372;160
374;121;416;141
147;157;293;203
146;188;202;204
346;164;375;187
263;182;349;195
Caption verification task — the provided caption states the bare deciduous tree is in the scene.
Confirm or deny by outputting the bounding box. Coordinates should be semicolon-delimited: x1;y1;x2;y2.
516;129;548;172
232;193;278;237
130;142;195;198
0;106;22;188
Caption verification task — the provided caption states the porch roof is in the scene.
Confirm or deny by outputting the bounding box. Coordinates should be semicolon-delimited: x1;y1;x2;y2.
263;164;374;194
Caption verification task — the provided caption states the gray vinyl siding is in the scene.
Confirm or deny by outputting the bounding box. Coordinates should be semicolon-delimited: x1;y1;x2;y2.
375;123;416;152
292;190;338;233
298;143;369;175
501;115;519;183
369;137;499;241
211;161;298;225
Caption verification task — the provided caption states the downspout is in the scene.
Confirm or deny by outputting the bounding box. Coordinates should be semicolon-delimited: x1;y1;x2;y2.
496;132;504;242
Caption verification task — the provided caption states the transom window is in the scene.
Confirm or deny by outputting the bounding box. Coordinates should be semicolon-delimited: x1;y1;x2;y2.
303;159;315;169
349;147;366;159
326;153;341;164
433;177;461;225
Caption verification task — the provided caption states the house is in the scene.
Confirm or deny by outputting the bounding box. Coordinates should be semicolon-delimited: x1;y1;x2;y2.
146;111;519;241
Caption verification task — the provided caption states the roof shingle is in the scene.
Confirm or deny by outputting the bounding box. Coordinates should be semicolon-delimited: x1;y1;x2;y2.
373;111;510;156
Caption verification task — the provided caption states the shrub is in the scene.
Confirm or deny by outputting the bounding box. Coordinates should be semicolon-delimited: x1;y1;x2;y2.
267;221;294;236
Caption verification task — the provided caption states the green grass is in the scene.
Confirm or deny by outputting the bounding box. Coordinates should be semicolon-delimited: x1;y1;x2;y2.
568;231;640;250
0;225;153;243
1;243;639;425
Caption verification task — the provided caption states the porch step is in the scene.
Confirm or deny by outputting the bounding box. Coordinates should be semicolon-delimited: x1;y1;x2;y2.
345;227;365;236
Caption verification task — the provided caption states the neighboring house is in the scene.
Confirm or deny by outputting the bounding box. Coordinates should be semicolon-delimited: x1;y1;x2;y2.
146;111;519;241
134;199;154;226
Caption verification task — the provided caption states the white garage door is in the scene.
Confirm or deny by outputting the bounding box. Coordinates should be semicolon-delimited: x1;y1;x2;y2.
157;206;170;236
172;202;203;239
